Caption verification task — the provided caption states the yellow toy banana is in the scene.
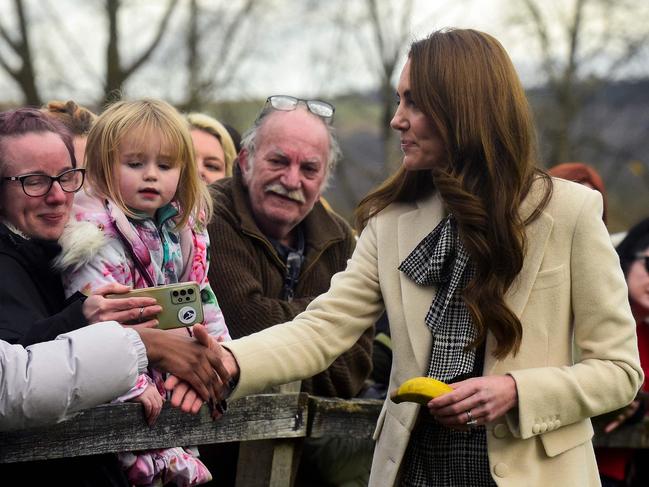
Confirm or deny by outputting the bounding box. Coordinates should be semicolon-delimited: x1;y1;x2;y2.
390;377;453;404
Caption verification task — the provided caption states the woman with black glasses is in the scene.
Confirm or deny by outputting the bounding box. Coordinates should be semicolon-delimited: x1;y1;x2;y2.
0;108;166;486
0;108;160;347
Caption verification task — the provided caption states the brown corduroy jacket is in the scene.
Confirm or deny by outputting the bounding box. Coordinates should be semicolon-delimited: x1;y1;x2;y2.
207;172;373;398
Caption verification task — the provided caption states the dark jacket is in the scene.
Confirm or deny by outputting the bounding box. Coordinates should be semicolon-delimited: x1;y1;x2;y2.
0;223;87;346
207;172;373;398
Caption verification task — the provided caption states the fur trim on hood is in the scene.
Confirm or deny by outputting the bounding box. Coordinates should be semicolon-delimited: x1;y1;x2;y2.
53;219;107;272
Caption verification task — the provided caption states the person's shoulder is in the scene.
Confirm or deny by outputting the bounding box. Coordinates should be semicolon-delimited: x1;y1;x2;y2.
209;177;237;218
320;204;354;236
0;229;34;271
372;192;436;225
546;177;598;213
70;191;119;234
0;249;26;271
209;177;234;201
305;202;356;247
527;177;606;238
0;250;36;292
72;190;107;216
550;176;592;197
54;218;114;272
0;231;15;256
522;176;592;218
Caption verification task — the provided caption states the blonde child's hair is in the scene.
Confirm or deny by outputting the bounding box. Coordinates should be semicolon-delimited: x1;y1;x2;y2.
85;99;212;229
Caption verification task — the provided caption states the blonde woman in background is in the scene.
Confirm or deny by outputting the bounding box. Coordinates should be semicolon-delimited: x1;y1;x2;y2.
187;112;237;183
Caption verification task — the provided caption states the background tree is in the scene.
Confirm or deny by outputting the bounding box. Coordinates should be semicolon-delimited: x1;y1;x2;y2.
345;0;414;176
182;0;258;111
512;0;649;165
103;0;179;104
365;0;413;175
0;0;40;105
325;0;440;176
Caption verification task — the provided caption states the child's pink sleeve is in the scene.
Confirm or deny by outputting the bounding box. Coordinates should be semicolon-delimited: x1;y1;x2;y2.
190;226;231;341
112;373;151;403
203;293;231;340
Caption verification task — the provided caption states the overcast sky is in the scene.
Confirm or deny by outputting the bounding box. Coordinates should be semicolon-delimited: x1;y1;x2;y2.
0;0;646;105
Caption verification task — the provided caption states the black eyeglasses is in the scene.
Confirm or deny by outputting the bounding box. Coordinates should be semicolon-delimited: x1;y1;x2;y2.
635;254;649;273
262;95;335;123
2;168;85;197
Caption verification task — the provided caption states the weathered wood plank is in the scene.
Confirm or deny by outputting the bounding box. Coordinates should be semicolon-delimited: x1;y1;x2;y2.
235;382;304;487
236;439;276;487
235;438;302;487
307;396;383;439
0;393;308;463
268;439;300;487
3;391;648;473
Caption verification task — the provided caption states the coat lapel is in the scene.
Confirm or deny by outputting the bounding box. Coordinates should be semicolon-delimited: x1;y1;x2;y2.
397;193;445;374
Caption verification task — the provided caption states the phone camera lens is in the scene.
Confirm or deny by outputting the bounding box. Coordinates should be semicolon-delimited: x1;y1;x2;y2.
180;290;186;296
188;289;194;295
172;291;179;297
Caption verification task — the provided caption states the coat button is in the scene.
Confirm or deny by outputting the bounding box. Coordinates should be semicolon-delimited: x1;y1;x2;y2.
493;423;508;438
494;463;510;478
532;424;541;434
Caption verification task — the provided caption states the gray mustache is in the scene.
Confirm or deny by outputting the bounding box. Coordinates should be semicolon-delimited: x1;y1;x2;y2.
265;183;306;203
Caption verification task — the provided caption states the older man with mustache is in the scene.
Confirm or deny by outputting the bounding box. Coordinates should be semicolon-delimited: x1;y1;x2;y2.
205;96;374;485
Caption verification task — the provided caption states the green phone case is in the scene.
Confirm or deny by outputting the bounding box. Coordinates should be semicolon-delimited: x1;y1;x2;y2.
108;282;204;329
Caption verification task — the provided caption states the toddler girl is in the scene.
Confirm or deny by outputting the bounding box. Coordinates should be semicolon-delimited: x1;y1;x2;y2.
57;99;229;486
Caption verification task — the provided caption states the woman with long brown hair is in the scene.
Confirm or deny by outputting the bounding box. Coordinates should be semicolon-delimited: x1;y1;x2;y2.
197;28;642;485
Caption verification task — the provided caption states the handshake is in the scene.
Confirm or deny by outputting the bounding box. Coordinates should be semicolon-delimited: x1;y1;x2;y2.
138;324;239;419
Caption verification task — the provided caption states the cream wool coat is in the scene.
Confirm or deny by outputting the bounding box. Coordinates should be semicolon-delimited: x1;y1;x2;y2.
226;178;642;486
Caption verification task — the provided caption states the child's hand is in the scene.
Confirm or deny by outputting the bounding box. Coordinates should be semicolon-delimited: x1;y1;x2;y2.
165;375;205;415
131;383;164;426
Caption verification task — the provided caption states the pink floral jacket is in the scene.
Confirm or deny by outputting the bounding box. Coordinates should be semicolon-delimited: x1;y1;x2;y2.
57;191;230;341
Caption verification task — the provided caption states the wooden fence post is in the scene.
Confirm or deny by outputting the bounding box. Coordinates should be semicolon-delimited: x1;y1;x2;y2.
235;381;304;487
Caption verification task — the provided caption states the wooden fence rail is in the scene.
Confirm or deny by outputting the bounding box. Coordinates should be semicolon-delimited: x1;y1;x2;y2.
1;393;648;485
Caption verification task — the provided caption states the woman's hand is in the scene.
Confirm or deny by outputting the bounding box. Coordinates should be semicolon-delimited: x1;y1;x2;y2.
82;283;162;328
426;375;518;429
131;382;164;426
139;324;233;405
163;325;238;419
164;334;229;419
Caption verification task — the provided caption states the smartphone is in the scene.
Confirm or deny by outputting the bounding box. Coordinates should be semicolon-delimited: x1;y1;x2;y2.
108;282;204;329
